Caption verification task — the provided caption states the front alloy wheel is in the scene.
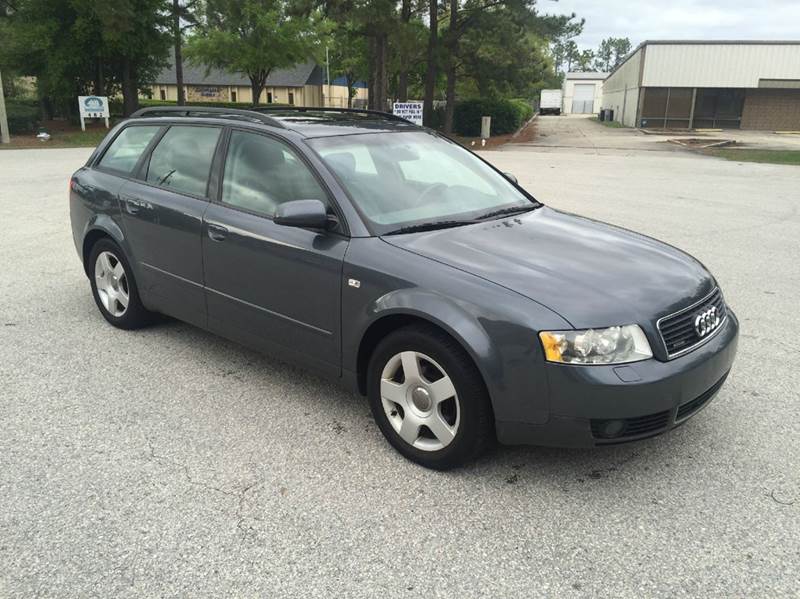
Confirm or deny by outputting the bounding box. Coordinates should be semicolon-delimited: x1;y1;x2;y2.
380;351;461;451
367;325;494;470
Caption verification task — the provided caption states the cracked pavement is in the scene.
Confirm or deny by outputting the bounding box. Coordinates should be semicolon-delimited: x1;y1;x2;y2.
1;145;798;597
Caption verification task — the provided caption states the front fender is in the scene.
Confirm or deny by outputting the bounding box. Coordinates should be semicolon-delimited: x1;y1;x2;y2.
364;288;499;389
342;238;571;425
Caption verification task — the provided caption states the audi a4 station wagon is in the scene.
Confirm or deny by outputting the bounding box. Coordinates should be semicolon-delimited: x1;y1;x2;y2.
69;106;738;469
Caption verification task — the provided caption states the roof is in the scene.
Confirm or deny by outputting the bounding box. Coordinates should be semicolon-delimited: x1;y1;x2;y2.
266;109;419;137
152;50;321;87
565;72;607;80
130;107;420;138
606;39;800;79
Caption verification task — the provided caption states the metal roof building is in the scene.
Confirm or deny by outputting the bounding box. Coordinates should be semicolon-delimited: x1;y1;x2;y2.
562;72;607;115
602;41;800;130
145;51;368;108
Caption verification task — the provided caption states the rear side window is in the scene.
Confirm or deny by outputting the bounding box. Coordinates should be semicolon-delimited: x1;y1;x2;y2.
146;126;221;197
97;126;160;174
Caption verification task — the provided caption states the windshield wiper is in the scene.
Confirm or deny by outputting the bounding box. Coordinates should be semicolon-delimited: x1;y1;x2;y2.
475;204;538;221
383;219;479;235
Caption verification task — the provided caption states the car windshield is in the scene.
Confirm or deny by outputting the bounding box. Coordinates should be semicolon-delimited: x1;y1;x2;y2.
307;131;536;234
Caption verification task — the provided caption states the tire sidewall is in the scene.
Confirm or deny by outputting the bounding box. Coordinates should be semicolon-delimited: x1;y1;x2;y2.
367;327;492;469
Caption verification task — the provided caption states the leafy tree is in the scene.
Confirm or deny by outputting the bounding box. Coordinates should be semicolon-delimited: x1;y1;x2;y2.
593;36;631;71
459;4;550;100
327;21;368;107
185;0;325;104
92;0;172;115
170;0;200;105
422;0;439;124
315;0;397;111
548;12;584;73
575;49;595;72
0;0;169;116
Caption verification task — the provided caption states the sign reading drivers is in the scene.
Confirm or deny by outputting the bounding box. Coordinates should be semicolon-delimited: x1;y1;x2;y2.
78;96;110;131
392;102;423;126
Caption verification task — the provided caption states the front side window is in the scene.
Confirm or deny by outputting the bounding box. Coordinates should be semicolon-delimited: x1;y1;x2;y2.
97;126;161;175
309;131;534;232
221;130;327;217
146;125;221;197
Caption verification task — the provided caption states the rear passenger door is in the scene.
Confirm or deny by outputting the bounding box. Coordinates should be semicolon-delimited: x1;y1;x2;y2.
202;129;349;376
119;124;222;328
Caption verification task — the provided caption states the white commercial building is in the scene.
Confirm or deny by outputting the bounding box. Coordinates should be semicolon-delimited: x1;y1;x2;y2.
562;72;607;115
602;40;800;130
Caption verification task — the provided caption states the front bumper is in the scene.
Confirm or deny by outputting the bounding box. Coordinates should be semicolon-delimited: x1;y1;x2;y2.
496;309;739;447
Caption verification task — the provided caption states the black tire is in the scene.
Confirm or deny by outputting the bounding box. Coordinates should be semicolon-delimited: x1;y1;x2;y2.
367;324;495;470
88;238;153;330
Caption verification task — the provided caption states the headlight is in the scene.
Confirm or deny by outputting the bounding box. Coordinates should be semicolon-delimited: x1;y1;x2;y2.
539;325;652;365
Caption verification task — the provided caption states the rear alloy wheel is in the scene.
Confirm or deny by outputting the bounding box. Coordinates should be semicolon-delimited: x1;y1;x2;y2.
368;325;494;470
88;239;152;330
94;251;130;317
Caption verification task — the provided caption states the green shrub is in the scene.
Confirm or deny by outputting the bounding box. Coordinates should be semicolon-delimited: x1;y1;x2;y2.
453;98;532;136
509;98;534;123
5;99;40;134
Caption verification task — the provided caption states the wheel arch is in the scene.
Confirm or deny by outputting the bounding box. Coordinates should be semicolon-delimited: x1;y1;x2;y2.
81;216;127;278
354;300;500;412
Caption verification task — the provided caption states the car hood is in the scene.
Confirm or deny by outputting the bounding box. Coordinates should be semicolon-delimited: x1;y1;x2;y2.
382;207;715;329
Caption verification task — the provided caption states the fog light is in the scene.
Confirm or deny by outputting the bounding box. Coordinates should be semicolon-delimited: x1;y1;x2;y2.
600;419;626;438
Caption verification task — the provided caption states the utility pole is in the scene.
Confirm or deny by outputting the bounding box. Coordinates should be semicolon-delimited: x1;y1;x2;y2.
325;46;331;108
0;70;10;144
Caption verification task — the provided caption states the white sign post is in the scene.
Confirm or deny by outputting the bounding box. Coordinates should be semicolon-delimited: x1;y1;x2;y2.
392;101;423;126
78;96;110;131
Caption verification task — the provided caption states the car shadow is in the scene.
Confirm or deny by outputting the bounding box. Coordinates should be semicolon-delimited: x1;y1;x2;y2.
74;293;716;487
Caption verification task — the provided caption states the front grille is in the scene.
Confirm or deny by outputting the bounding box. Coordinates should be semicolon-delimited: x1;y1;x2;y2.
591;410;670;441
658;288;727;358
676;371;729;421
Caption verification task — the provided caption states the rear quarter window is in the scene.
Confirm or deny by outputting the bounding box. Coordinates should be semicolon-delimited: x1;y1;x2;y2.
96;126;161;175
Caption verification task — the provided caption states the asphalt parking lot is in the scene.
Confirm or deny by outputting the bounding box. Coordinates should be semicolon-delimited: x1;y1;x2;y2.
1;142;799;598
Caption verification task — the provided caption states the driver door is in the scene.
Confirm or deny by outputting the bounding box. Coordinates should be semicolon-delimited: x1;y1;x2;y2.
202;129;349;376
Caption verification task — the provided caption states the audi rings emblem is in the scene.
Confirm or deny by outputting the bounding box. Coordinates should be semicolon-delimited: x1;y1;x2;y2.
694;306;720;337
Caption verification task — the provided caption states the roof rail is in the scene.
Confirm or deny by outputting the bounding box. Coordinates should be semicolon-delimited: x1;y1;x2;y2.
254;106;412;123
130;105;286;128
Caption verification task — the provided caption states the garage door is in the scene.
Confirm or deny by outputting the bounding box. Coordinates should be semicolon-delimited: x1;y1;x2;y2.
572;84;596;114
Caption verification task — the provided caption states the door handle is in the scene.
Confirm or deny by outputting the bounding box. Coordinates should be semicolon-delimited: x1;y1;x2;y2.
207;224;228;242
121;195;148;215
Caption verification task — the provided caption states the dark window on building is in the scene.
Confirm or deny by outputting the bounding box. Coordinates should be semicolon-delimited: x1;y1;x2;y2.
288;92;295;105
640;87;692;129
146;126;221;197
267;92;273;104
694;89;745;129
641;87;668;127
97;126;161;175
231;89;237;103
159;89;166;101
666;88;693;129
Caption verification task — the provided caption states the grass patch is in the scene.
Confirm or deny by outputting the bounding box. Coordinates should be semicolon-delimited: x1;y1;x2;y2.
705;148;800;166
590;116;625;128
1;127;110;149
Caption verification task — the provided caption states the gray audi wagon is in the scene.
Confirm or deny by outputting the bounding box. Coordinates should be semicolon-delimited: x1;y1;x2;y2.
70;106;738;469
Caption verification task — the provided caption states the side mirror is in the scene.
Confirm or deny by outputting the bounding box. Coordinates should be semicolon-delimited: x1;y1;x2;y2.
274;199;329;230
503;172;518;185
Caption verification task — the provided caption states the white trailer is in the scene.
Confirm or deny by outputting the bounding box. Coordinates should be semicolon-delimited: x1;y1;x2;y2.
539;89;563;115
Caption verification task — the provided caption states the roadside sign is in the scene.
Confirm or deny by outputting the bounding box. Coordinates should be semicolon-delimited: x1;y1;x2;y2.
393;102;423;126
78;96;110;131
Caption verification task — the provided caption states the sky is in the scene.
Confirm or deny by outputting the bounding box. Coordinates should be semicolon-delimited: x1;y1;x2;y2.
542;0;800;50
